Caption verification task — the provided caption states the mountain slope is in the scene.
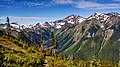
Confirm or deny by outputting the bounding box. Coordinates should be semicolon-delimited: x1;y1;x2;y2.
0;12;120;62
56;12;120;62
0;32;45;66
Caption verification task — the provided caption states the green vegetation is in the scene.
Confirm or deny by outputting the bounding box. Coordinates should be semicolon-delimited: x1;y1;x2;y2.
46;55;118;67
40;33;44;52
0;29;119;67
0;33;44;66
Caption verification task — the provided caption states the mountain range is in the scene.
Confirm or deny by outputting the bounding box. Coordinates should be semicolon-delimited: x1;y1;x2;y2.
0;12;120;62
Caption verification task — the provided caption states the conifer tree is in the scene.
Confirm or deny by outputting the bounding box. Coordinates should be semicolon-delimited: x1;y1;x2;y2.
51;31;56;55
18;32;22;41
71;53;75;65
6;17;10;35
81;26;85;33
7;17;10;26
51;32;55;46
40;33;44;52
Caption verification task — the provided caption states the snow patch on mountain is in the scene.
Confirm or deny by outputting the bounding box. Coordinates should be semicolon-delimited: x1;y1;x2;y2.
10;24;20;29
2;12;119;30
89;12;109;22
78;18;85;23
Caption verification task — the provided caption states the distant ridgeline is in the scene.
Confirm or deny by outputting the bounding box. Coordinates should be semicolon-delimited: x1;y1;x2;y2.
0;12;120;63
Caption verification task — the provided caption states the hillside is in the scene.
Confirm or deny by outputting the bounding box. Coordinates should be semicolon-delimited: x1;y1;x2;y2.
0;12;120;66
0;30;73;67
56;12;120;62
0;32;118;67
0;31;46;66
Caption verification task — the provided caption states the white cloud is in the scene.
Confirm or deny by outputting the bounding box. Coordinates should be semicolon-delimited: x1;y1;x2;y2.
75;1;101;9
75;1;120;9
0;16;48;23
22;1;48;7
0;0;120;9
52;0;120;9
113;0;120;1
52;0;73;4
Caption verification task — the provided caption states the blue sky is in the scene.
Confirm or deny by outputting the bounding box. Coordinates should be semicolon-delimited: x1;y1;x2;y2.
0;0;120;24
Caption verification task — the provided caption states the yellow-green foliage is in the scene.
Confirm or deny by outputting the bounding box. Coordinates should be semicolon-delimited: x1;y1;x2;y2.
44;54;118;67
0;35;45;67
46;55;67;67
75;60;118;67
0;32;119;67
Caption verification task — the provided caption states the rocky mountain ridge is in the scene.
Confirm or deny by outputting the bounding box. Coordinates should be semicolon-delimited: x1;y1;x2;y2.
0;12;120;62
55;12;120;62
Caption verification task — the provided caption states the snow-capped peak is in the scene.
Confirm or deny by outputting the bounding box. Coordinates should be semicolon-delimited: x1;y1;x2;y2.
34;14;85;29
63;14;85;24
8;14;85;29
105;12;120;17
109;12;120;16
88;12;109;22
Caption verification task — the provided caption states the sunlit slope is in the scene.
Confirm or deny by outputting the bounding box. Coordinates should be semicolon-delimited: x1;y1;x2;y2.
0;33;44;66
